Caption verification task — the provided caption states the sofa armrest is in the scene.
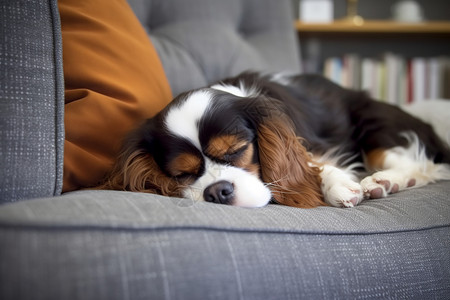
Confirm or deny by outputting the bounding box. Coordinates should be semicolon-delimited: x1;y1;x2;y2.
0;0;65;203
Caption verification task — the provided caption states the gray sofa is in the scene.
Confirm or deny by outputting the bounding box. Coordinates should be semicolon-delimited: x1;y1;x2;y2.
1;0;449;299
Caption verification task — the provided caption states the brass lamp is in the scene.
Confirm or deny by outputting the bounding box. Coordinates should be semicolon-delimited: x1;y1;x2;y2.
344;0;364;25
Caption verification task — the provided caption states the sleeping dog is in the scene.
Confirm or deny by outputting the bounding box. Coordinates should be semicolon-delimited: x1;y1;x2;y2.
100;72;450;208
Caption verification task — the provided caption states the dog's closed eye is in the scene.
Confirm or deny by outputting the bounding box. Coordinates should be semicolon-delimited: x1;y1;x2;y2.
223;144;248;162
205;135;249;161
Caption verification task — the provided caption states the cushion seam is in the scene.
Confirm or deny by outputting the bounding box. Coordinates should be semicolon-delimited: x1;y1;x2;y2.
0;222;448;236
50;0;64;197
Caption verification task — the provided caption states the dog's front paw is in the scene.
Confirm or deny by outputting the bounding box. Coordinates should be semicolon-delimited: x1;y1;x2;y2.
320;165;363;208
323;179;363;208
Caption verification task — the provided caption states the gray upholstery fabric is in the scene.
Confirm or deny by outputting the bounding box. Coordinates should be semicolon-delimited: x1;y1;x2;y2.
1;228;449;299
1;182;449;299
0;0;64;203
128;0;301;96
1;181;449;234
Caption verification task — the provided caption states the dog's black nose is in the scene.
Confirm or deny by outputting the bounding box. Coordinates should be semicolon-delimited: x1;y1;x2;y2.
203;181;234;205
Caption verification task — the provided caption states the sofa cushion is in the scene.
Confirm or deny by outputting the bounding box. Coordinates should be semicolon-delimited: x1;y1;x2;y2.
128;0;302;96
60;0;173;192
0;0;64;202
0;181;449;299
1;181;449;233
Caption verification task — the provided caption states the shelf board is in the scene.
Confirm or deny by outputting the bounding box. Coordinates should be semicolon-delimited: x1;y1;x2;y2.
295;20;450;34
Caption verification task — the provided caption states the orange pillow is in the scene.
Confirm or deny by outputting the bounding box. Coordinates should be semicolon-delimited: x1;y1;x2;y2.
60;0;172;192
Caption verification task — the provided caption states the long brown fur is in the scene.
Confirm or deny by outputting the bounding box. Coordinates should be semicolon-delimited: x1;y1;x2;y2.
99;148;182;197
257;116;326;208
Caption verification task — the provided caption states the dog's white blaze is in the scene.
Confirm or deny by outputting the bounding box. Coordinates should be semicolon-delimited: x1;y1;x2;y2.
211;83;259;98
164;90;211;149
182;158;272;208
211;84;246;97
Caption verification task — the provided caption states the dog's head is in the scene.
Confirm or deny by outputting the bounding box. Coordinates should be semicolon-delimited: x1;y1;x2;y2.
102;84;324;208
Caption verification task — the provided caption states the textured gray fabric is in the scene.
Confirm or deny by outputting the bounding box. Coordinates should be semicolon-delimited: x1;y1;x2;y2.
1;206;449;299
0;0;64;203
1;181;449;234
1;182;449;299
127;0;301;96
1;228;449;300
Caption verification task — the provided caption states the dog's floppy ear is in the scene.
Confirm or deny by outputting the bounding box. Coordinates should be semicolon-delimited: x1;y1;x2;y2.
249;98;326;208
97;122;180;196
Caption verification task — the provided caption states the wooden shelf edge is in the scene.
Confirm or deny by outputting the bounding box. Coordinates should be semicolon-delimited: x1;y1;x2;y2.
295;20;450;34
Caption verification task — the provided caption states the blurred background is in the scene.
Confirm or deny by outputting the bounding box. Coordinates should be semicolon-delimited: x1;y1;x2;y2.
294;0;450;104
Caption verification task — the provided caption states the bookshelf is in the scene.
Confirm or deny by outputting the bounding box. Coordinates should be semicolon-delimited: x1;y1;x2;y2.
296;20;450;104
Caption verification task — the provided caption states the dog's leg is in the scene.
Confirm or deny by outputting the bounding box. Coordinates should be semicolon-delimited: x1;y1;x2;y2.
319;163;363;208
361;136;450;199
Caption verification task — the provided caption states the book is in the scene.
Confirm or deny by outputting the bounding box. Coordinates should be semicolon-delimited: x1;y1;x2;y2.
412;57;426;103
321;54;450;105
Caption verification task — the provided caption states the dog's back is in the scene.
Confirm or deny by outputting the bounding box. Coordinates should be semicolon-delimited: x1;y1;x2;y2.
225;72;450;165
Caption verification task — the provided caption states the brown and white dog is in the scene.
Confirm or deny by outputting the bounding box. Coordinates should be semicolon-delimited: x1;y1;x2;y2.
100;72;450;208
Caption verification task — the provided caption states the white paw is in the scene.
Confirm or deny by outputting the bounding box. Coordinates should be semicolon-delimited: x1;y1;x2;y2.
323;179;363;208
320;165;363;208
360;170;416;199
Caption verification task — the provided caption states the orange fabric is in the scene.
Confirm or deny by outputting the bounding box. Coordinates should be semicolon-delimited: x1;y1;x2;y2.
60;0;172;192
